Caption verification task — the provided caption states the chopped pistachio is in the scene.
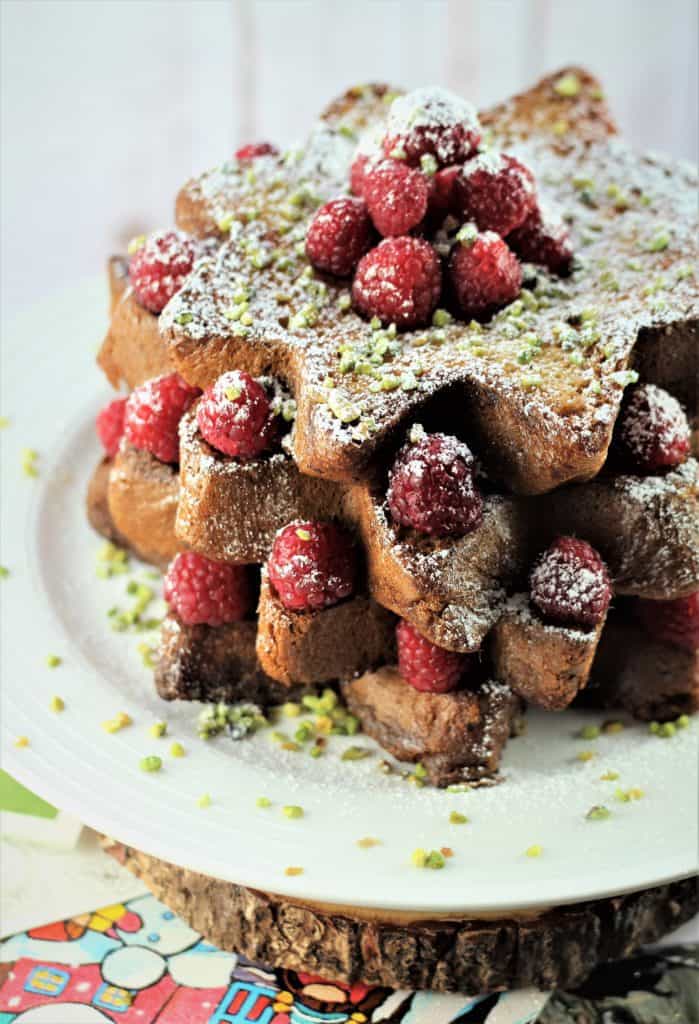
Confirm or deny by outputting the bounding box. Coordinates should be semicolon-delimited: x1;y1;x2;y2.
644;229;671;252
446;783;471;793
357;836;381;849
197;793;212;808
140;755;162;773
586;804;611;821
175;312;193;326
677;714;691;729
456;223;478;247
600;770;620;781
432;308;453;328
295;527;311;541
615;786;644;803
413;762;427;779
127;234;146;254
21;448;39;478
525;844;543;858
602;720;624;735
554;72;581;97
294;721;315;744
412;848;446;869
282;804;304;819
50;695;65;713
256;796;272;808
46;654;62;669
552;119;569;136
328;389;362;424
0;416;10;429
0;565;9;578
578;724;600;740
102;712;132;733
149;721;168;739
449;811;468;825
420;153;438;176
217;213;234;233
341;745;371;762
15;735;30;748
170;742;186;758
285;866;304;876
577;750;596;762
282;701;301;718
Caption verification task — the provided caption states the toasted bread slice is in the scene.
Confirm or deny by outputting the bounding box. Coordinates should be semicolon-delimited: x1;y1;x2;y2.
342;668;523;787
585;614;699;721
176;408;344;562
159;68;697;496
490;594;605;710
544;459;699;599
156;613;291;705
255;571;395;686
98;275;174;390
107;443;184;568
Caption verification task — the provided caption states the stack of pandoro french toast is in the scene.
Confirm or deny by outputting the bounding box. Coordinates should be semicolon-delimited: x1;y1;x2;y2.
87;68;698;788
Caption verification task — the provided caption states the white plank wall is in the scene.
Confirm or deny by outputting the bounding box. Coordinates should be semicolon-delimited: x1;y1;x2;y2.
1;0;697;322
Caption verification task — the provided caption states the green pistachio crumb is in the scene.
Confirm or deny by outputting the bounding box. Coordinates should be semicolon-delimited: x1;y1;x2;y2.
420;153;438;176
197;793;212;808
449;811;468;825
600;770;620;781
526;844;543;858
602;720;624;735
282;804;304;819
432;308;453;328
282;701;301;718
170;742;185;758
554;72;581;97
175;312;193;325
217;213;234;233
140;755;162;773
412;848;446;869
46;654;62;669
102;712;132;733
586;804;611;821
341;746;371;762
50;695;65;713
0;566;9;579
456;223;478;247
578;724;600;740
644;230;671;252
149;721;167;739
256;796;271;808
295;528;311;541
127;234;146;254
677;714;691;728
615;786;644;803
577;750;596;762
22;448;39;478
551;119;569;136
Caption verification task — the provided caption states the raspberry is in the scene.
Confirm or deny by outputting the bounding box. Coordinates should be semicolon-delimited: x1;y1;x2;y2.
124;373;201;464
96;397;127;458
128;230;195;314
383;87;481;167
268;521;356;612
508;205;574;275
448;230;522;320
164;552;251;627
305;197;374;277
615;384;690;474
235;142;279;161
364;159;430;237
197;371;280;460
396;620;471;693
350;152;374;197
353;237;442;329
529;537;611;629
388;432;483;537
456;152;536;237
636;592;699;652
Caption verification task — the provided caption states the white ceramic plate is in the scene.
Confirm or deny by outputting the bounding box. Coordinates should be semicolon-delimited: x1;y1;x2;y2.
1;280;697;915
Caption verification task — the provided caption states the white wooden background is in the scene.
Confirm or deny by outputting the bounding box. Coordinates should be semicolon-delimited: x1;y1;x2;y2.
1;0;697;322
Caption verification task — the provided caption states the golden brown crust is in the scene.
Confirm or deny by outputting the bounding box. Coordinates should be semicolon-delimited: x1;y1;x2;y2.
256;573;396;686
98;281;174;390
107;443;184;568
342;667;523;786
490;596;604;710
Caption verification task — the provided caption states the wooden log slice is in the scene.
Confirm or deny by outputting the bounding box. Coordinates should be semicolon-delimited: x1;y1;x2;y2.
101;837;697;993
